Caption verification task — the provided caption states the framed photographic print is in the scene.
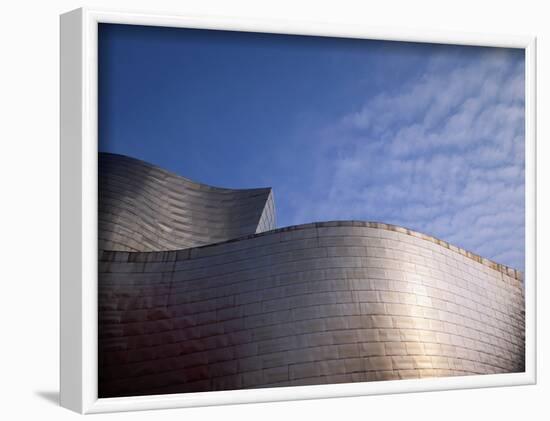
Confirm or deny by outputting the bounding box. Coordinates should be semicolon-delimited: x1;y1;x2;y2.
60;7;536;414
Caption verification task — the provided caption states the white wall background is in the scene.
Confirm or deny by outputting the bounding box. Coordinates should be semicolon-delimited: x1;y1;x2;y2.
0;0;547;419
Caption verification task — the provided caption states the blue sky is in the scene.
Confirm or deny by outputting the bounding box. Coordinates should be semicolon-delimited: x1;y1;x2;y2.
99;23;525;271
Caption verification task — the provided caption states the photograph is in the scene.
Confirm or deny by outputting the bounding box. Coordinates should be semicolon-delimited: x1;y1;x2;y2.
96;22;526;398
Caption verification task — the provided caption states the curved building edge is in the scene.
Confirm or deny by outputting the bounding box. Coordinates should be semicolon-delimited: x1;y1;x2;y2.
103;220;523;282
98;152;276;252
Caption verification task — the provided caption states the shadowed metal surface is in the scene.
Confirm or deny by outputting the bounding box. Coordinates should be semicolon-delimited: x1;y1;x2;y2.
99;153;275;252
98;220;524;398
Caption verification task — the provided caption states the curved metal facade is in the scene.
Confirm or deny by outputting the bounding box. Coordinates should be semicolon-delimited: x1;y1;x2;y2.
99;153;275;252
98;155;524;398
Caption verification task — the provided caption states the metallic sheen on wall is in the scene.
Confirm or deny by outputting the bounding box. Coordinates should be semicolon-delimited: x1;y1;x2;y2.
98;153;525;398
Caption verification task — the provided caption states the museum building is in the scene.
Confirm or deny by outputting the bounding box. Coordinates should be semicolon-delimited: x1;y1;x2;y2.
98;153;525;398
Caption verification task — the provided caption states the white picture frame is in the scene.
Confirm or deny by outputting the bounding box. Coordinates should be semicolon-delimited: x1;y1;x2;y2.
60;7;537;414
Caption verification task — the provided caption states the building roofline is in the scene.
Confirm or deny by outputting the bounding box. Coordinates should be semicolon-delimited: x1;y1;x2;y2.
101;220;523;282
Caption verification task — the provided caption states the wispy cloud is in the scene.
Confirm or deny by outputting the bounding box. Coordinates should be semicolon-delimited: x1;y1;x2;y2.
289;48;525;270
